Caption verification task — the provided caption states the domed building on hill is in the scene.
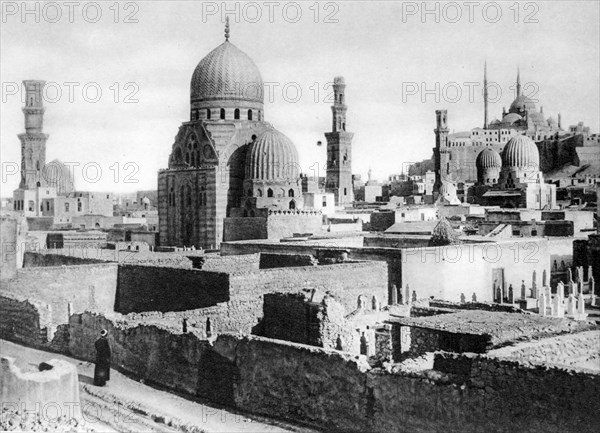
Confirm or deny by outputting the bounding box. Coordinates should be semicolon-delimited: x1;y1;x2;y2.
475;134;556;209
158;21;338;248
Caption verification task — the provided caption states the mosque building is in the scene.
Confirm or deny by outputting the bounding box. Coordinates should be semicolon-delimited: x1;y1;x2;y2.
158;21;353;248
12;81;113;227
433;64;598;206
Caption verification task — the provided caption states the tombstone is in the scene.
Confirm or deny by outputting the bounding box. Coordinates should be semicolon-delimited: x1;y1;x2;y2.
405;285;411;306
357;295;366;310
391;285;398;305
549;296;556;316
557;281;565;297
590;276;596;304
577;293;585;315
206;318;212;338
577;280;584;296
577;266;584;284
182;318;188;334
567;294;576;316
520;280;526;300
472;293;477;303
587;266;593;282
508;285;514;304
538;292;546;316
494;284;501;303
568;278;575;295
542;269;547;287
567;268;573;284
336;335;344;351
372;296;379;311
360;332;369;356
532;271;537;297
554;293;564;318
460;293;466;304
412;290;417;303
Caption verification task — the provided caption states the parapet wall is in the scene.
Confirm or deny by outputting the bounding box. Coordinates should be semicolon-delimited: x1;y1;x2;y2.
22;251;106;267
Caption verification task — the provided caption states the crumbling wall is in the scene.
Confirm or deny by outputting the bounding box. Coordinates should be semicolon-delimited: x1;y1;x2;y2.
115;265;230;313
0;295;46;347
229;262;388;314
1;264;118;332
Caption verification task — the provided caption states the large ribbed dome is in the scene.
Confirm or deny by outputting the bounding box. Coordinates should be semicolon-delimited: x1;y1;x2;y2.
502;135;540;168
476;148;502;169
191;41;263;104
246;128;299;180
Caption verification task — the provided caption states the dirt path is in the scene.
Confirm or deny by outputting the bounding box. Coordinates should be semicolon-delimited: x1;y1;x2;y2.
1;339;318;433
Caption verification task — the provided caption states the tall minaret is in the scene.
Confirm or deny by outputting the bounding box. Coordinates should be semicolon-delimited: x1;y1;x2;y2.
19;80;48;189
516;67;521;97
483;61;488;129
325;76;354;206
433;109;449;198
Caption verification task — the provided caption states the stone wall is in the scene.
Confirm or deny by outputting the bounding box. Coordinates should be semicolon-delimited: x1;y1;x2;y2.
67;312;232;402
22;251;105;267
223;217;268;242
259;253;317;269
228;261;388;314
0;295;46;347
1;264;118;332
115;264;230;313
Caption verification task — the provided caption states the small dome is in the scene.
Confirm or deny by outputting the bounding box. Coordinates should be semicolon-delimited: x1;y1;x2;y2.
246;128;299;181
191;41;263;105
509;95;536;113
333;76;345;85
502;135;540;169
501;113;522;124
476;148;502;169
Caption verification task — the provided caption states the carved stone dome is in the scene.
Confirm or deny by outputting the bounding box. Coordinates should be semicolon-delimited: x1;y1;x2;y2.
502;135;540;169
246;128;299;181
191;41;263;105
438;181;457;197
476;148;502;169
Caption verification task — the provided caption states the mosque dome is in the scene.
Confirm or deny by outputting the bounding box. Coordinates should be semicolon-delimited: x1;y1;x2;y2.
476;148;502;169
246;128;299;181
502;135;540;169
190;41;264;105
44;159;74;195
509;95;536;113
501;113;522;124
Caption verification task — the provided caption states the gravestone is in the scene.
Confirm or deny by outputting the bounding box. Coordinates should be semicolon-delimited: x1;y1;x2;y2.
538;292;546;316
567;294;576;316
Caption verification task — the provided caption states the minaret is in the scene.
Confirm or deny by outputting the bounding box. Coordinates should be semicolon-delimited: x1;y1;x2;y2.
483;61;488;129
433;109;449;197
516;67;521;97
19;80;48;189
224;16;230;41
325;76;354;206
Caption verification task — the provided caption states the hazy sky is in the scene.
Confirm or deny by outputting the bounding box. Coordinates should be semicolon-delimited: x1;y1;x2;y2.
1;1;599;193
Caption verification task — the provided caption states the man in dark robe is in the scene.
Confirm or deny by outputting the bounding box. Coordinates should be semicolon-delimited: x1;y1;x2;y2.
94;329;111;386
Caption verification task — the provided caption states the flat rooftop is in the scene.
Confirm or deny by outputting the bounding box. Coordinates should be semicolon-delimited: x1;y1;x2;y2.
390;310;596;347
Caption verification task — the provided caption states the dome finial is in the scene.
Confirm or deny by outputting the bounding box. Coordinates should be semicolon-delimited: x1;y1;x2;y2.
225;16;230;41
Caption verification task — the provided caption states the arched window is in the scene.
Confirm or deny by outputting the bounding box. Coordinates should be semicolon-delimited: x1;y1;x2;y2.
267;188;273;198
288;189;294;197
36;161;40;170
234;109;240;119
344;188;347;195
257;189;263;197
289;200;296;210
65;203;69;212
220;108;225;119
36;181;41;187
206;109;211;120
247;109;253;120
46;202;50;211
258;110;262;121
